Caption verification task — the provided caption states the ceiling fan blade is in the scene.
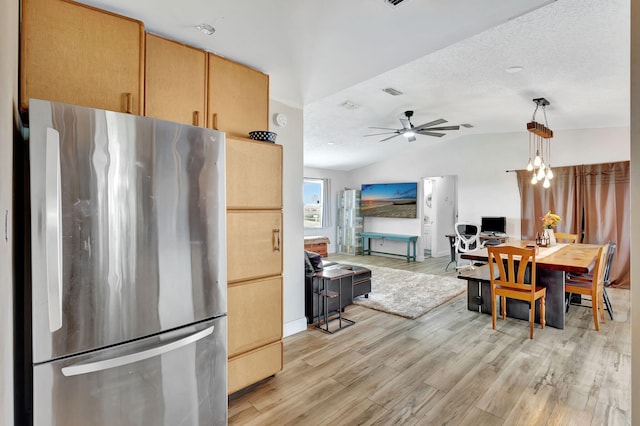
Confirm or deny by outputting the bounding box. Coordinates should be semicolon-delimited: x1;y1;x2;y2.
413;118;447;131
399;118;411;130
424;125;460;131
368;126;400;131
380;134;401;142
419;131;446;137
407;135;416;142
364;131;399;137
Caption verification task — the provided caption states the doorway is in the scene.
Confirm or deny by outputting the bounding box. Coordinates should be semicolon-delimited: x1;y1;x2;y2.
422;176;457;258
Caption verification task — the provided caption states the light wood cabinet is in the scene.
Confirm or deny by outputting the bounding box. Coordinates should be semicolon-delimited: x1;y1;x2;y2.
145;34;207;126
228;342;283;395
226;137;282;209
227;211;282;283
226;136;282;393
208;54;269;138
20;0;144;114
228;277;282;357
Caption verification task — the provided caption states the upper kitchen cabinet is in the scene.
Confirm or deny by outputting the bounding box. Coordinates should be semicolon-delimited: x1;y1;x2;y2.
145;34;207;126
20;0;144;115
207;54;269;138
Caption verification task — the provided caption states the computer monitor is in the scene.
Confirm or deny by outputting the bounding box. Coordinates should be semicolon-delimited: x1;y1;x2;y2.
481;216;506;234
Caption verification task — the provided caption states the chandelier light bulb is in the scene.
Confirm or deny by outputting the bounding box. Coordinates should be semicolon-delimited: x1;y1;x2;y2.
546;166;554;180
531;174;538;184
543;176;550;188
533;152;542;167
526;159;533;171
536;165;546;180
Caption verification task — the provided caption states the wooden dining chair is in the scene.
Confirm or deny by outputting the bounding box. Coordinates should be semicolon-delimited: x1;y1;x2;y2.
554;232;578;243
488;245;545;339
565;244;608;331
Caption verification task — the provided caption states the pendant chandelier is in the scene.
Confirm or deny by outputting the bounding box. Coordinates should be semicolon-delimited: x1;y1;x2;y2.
526;98;554;188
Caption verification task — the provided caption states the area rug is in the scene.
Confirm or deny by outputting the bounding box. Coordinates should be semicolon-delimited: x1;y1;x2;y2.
350;264;466;319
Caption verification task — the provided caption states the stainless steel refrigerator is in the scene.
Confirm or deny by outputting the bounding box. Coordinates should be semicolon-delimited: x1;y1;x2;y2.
19;99;227;425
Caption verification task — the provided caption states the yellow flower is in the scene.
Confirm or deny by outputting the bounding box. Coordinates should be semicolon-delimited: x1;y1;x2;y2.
541;211;562;229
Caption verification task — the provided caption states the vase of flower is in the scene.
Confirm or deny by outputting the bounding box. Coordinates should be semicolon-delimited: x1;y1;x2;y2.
541;211;561;246
545;228;556;246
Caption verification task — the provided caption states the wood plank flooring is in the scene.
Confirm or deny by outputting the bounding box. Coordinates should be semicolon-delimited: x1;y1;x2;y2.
229;254;631;425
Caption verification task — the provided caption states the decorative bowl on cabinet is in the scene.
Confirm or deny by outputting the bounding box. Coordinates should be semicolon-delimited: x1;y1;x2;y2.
248;131;277;143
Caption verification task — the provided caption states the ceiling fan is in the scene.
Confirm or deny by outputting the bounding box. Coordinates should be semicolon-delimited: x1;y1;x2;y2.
365;110;460;142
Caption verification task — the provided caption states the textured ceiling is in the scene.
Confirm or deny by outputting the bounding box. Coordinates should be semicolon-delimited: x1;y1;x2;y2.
75;0;629;171
303;0;629;170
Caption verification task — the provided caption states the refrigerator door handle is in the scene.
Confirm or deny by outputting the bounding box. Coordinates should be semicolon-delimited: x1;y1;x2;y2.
45;128;63;332
60;325;215;377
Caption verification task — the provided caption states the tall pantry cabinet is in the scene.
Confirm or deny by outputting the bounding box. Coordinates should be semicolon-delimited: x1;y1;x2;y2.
226;137;283;394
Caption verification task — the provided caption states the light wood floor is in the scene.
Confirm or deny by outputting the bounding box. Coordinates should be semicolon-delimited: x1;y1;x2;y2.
229;254;631;425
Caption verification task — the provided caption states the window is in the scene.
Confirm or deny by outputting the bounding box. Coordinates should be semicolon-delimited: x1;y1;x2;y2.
304;178;324;228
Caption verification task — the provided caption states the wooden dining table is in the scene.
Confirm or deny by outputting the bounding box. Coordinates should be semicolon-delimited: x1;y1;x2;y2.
461;241;602;329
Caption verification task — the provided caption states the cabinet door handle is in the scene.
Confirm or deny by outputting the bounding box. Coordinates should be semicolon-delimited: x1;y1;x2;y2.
125;93;133;114
212;113;218;130
273;228;281;252
193;111;200;126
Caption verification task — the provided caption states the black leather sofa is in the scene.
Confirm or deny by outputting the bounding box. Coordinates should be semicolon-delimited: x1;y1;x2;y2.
304;251;372;324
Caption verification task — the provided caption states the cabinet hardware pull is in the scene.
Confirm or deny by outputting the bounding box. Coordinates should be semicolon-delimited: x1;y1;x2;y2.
125;93;133;114
273;228;281;252
212;113;218;130
193;111;200;126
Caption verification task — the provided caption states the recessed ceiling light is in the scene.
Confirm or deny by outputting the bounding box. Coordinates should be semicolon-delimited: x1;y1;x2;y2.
196;24;215;36
382;87;403;96
327;141;335;145
506;66;524;73
340;100;359;110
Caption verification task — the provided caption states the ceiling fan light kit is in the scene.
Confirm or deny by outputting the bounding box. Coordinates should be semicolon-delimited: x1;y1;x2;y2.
526;97;554;188
364;110;460;142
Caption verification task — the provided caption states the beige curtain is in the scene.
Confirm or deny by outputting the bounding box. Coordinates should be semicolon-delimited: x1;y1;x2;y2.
581;161;630;288
517;161;630;288
516;165;582;239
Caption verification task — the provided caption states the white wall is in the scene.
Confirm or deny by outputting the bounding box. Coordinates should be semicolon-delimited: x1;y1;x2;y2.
0;0;17;424
270;100;307;337
347;127;629;257
302;167;350;254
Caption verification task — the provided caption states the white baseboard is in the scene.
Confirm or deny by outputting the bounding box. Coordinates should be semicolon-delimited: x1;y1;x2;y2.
284;317;308;338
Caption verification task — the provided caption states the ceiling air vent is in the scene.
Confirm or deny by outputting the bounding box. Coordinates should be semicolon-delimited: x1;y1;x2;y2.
382;87;403;96
384;0;407;7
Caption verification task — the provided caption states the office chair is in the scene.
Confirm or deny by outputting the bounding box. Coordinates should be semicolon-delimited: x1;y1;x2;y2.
454;222;485;270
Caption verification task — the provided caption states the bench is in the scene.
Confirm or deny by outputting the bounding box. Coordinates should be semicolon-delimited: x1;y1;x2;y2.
360;232;418;262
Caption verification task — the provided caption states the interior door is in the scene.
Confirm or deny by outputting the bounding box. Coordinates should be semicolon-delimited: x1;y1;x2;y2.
422;176;457;258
